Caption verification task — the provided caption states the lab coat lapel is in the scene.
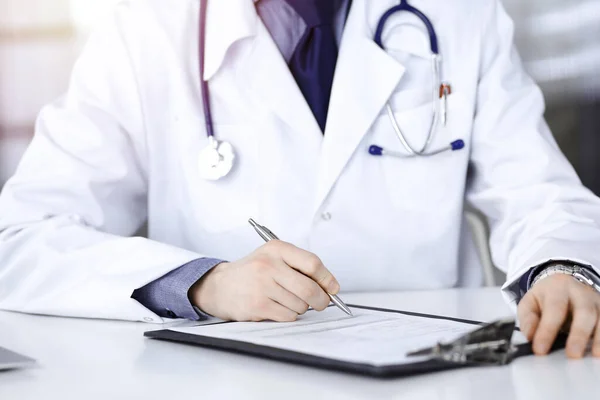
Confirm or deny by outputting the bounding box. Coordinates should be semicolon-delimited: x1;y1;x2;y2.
236;22;323;144
203;0;258;81
205;0;320;138
314;0;407;212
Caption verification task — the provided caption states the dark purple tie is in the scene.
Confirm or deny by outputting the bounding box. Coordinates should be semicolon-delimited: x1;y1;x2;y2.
286;0;339;133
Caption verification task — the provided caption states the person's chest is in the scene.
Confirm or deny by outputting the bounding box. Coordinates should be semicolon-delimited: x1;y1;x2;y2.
130;0;482;284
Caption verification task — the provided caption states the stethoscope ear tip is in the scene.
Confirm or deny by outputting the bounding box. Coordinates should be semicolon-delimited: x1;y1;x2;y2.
451;140;465;151
369;145;384;156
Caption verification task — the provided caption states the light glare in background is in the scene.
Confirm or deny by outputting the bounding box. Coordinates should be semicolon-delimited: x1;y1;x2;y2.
69;0;122;32
503;0;600;101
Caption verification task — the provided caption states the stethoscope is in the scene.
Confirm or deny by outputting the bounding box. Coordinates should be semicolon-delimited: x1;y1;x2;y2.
197;0;236;180
197;0;465;181
368;0;464;159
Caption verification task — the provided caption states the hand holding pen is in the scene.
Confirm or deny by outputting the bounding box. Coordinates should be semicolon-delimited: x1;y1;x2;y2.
189;220;351;322
249;219;352;316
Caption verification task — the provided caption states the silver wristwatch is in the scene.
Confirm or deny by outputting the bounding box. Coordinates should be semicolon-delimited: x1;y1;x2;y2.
532;264;600;294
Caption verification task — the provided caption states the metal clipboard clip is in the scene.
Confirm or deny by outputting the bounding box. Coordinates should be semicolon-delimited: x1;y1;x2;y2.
406;318;518;366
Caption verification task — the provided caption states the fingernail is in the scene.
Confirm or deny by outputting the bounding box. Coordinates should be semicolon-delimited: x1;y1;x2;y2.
568;344;584;358
328;281;340;294
534;342;549;355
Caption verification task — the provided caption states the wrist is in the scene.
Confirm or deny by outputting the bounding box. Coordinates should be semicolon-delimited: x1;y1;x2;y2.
190;262;229;312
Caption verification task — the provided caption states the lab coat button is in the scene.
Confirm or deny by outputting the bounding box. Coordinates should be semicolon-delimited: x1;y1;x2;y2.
143;317;154;322
321;212;332;221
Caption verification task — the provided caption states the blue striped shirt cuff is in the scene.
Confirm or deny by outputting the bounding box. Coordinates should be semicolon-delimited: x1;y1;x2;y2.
131;258;224;321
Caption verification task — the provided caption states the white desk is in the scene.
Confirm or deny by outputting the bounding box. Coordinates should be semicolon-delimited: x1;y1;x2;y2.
0;288;598;400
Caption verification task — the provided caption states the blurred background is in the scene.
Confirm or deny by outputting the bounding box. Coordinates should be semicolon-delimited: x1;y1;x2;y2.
1;0;599;192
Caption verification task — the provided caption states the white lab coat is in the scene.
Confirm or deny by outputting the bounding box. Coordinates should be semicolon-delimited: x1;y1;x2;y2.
1;0;599;323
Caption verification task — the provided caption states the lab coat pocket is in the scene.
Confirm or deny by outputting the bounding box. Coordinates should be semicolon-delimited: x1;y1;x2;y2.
187;124;259;234
387;88;432;112
380;93;440;154
371;93;471;213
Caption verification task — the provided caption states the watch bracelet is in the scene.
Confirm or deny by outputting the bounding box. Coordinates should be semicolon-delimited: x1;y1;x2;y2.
531;264;579;288
531;264;600;295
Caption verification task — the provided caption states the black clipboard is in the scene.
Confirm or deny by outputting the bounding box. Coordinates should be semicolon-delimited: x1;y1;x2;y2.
144;304;565;378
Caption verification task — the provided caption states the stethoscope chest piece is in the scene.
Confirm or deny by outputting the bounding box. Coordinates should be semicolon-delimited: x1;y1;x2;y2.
198;136;236;181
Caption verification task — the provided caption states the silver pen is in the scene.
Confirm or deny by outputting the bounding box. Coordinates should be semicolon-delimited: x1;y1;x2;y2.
248;218;353;316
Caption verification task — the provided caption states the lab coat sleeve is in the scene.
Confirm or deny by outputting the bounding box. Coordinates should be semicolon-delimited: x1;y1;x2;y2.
466;0;600;311
0;7;204;323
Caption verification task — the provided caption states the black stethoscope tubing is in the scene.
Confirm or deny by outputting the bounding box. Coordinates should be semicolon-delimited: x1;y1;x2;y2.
199;0;215;139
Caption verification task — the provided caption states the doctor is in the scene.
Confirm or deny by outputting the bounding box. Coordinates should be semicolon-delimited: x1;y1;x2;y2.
1;0;600;359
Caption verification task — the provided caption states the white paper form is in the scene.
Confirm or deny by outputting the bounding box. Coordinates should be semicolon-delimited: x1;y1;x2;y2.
171;307;479;366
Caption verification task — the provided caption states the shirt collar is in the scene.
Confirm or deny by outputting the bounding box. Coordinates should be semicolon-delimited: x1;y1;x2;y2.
203;0;258;80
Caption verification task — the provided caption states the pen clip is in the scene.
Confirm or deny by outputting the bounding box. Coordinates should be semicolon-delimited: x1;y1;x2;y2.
439;83;451;127
406;318;517;366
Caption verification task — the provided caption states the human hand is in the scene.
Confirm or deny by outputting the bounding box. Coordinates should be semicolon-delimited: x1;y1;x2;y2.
518;274;600;358
189;241;340;322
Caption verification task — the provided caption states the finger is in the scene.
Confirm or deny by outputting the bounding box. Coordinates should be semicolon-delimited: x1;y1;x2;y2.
593;307;600;358
261;300;299;323
268;281;310;315
273;263;331;311
565;294;597;358
518;293;542;341
269;241;340;294
533;294;569;355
